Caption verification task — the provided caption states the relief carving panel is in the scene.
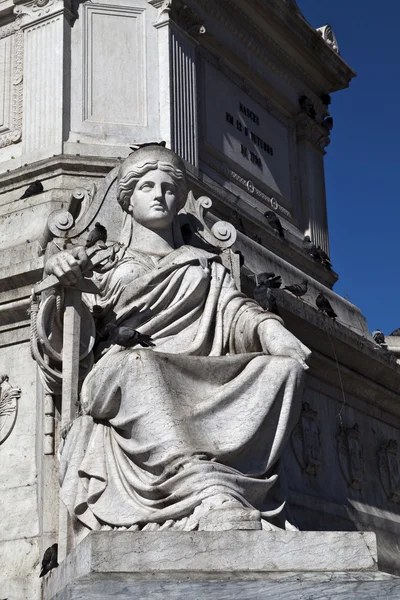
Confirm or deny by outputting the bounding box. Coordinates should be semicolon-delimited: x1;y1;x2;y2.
291;401;322;476
0;375;21;445
0;20;23;149
378;439;400;504
337;423;365;490
83;3;147;126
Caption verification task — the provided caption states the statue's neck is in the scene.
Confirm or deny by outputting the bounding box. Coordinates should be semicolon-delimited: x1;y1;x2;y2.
127;220;183;257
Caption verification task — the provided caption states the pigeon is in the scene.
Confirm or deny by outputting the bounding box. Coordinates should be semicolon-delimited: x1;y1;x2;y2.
253;272;282;310
255;272;282;289
316;246;332;269
265;288;280;315
20;180;43;199
283;278;308;298
302;236;320;261
106;324;156;348
130;141;166;151
390;328;400;337
86;222;107;248
39;544;58;578
372;330;386;346
180;223;192;244
264;211;284;238
316;293;337;319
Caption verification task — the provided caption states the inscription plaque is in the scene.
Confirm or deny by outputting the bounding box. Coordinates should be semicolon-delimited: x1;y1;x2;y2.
203;62;292;204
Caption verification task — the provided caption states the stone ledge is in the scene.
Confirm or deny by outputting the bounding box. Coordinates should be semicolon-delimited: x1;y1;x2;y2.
44;531;380;599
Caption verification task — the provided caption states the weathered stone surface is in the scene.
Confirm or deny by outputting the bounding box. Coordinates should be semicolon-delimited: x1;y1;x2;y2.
50;573;400;600
42;531;400;600
44;530;381;599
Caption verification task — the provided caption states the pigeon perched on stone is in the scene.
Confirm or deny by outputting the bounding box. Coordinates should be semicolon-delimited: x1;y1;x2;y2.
253;272;282;310
283;278;308;298
264;211;284;238
317;246;332;269
39;544;58;578
265;288;280;315
86;222;107;248
302;236;320;261
130;141;166;151
316;293;337;319
20;180;43;199
106;324;155;348
303;237;332;268
390;328;400;337
255;272;282;289
372;330;386;346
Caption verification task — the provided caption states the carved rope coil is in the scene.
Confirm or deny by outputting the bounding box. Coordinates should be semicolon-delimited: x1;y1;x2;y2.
36;295;96;363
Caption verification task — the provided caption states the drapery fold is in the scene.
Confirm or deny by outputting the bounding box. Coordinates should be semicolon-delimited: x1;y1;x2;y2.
60;245;304;532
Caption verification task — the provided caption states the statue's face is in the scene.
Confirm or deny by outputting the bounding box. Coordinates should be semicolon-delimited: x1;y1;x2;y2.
129;169;179;230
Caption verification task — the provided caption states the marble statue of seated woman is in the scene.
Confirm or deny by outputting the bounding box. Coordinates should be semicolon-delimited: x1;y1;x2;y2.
44;145;310;537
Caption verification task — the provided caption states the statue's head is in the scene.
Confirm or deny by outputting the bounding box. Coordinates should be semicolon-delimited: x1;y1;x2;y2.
117;145;187;231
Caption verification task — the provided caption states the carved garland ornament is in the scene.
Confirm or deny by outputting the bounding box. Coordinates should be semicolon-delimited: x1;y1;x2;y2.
291;402;322;476
0;20;23;149
378;439;400;504
337;423;365;490
0;375;21;445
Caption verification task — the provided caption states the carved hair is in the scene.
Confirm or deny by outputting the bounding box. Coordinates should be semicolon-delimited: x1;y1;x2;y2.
117;160;186;213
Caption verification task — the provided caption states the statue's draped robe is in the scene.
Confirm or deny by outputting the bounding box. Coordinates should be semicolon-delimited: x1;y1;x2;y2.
60;245;304;531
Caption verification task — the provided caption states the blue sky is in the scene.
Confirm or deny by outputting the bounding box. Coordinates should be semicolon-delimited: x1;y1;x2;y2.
297;1;400;335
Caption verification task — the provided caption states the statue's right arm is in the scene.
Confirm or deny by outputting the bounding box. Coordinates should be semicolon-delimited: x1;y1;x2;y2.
45;246;92;286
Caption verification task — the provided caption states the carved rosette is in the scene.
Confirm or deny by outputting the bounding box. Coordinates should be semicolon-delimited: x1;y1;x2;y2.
337;423;365;491
0;375;21;445
291;402;322;476
378;439;400;504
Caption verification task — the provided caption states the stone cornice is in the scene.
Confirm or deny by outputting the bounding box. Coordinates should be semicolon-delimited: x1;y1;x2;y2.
185;0;355;100
13;0;76;26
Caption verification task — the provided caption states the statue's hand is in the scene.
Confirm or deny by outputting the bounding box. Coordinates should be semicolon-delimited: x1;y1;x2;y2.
258;319;311;370
45;246;92;286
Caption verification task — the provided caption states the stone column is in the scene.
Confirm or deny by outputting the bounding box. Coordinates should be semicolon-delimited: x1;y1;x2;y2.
152;0;199;169
13;0;74;163
296;113;330;253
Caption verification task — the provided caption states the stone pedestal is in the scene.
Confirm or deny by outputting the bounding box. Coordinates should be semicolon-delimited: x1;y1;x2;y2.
43;531;400;599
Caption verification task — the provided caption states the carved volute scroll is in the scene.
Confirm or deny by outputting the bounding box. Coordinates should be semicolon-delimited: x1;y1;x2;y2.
0;375;21;445
41;163;237;254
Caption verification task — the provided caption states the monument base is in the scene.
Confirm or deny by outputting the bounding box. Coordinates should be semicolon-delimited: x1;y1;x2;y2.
43;531;400;599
